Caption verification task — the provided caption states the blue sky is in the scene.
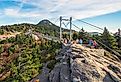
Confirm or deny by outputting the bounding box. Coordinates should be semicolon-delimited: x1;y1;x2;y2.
0;0;121;33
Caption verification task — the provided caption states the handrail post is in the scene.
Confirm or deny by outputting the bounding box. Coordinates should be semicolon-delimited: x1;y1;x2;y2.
60;16;62;40
70;17;72;41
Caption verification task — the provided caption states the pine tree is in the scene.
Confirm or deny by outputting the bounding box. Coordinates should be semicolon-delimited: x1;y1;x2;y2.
78;28;88;43
78;28;85;38
72;32;78;40
101;27;118;49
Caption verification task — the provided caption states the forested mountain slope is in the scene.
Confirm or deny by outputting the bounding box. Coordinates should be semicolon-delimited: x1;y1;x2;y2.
0;20;63;82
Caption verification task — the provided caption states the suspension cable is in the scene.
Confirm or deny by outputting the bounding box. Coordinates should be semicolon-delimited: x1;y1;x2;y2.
74;18;103;30
72;23;82;31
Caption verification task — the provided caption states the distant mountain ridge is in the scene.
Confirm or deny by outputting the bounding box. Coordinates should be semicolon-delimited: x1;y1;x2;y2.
37;19;60;32
0;19;76;37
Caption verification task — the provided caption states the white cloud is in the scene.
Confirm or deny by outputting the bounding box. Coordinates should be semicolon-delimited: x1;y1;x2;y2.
3;8;46;18
50;0;121;19
2;0;121;20
4;8;18;16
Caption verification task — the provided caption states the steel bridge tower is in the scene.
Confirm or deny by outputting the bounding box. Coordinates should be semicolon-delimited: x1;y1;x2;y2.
59;16;72;41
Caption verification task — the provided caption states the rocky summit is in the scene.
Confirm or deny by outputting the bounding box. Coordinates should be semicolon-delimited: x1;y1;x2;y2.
31;44;121;82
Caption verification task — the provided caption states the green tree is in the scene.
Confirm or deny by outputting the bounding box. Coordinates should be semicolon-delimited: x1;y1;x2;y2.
78;28;88;43
72;32;78;40
0;29;4;35
101;27;118;49
1;33;61;82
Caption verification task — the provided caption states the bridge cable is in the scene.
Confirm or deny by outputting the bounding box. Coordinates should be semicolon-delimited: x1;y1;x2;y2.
72;18;115;35
54;18;60;23
74;18;103;31
72;23;82;31
62;22;70;28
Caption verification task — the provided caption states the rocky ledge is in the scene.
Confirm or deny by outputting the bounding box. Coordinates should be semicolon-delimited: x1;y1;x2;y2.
31;44;121;82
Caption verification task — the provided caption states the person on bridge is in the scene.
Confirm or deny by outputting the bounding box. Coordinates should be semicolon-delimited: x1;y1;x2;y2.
76;38;79;44
89;38;93;46
93;40;98;48
79;38;83;45
63;38;67;44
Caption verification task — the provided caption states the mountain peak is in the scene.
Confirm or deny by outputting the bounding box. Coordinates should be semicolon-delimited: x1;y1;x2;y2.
37;19;53;26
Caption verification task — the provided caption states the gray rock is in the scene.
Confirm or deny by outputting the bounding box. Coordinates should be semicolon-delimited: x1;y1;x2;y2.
49;64;61;82
60;64;71;82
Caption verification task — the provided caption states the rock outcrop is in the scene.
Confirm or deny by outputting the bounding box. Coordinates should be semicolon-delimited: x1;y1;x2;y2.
31;44;121;82
70;44;121;82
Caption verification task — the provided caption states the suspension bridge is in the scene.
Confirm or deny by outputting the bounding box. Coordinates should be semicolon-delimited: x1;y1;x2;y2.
47;16;121;40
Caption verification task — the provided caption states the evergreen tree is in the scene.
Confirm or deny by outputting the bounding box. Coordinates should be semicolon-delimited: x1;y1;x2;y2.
78;28;84;38
0;29;4;35
72;32;78;40
78;28;88;43
101;27;117;49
